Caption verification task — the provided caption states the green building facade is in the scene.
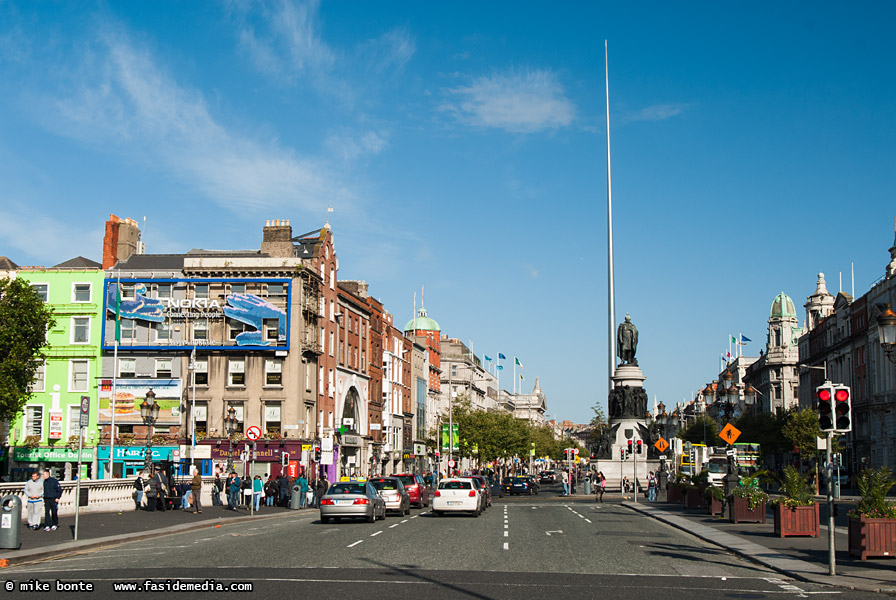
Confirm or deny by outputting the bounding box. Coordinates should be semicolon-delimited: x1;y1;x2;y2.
11;261;104;481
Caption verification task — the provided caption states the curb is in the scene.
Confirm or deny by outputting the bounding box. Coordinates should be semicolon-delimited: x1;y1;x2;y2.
623;502;896;594
0;509;315;567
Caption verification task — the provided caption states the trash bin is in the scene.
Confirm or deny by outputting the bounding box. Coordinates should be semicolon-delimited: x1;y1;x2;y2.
0;496;22;549
290;485;302;510
583;479;591;495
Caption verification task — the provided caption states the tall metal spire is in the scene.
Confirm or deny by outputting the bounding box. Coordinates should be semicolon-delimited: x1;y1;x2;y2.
605;40;616;393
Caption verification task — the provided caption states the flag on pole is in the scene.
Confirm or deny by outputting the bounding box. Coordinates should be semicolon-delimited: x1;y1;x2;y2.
498;353;506;360
484;355;492;362
730;335;737;344
727;351;732;359
114;283;122;342
514;357;523;369
496;365;504;371
519;374;524;380
740;335;752;343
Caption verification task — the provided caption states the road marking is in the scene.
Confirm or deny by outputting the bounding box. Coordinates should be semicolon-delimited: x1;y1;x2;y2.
347;540;363;548
584;518;592;523
545;530;563;536
401;519;408;523
504;531;508;537
504;524;508;529
410;515;419;519
389;523;400;528
370;531;382;537
503;542;508;550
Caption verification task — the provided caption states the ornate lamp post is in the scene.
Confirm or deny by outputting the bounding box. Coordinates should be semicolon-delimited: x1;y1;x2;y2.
140;389;160;473
744;383;757;414
879;305;896;364
223;406;238;473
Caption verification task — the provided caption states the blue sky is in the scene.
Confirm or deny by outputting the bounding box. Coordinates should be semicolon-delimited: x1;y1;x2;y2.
1;1;894;424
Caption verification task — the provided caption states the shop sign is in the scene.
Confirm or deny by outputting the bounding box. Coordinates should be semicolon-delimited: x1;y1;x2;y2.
341;435;362;447
98;379;182;425
402;452;414;461
48;410;64;440
180;445;211;459
13;447;95;462
96;446;177;461
413;443;426;455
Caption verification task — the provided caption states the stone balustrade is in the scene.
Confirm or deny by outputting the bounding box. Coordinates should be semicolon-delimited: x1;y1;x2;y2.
1;478;215;520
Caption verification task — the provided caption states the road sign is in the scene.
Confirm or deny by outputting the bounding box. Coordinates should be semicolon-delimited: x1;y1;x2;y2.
448;459;456;468
80;396;90;428
246;425;261;441
573;448;579;455
726;448;736;457
654;437;669;453
719;423;742;445
659;455;667;461
173;449;180;459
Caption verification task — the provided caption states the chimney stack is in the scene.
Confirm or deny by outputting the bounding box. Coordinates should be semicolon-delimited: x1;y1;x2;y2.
102;214;141;269
261;219;294;258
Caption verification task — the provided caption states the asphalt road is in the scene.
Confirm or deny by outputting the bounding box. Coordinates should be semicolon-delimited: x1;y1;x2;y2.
0;484;874;599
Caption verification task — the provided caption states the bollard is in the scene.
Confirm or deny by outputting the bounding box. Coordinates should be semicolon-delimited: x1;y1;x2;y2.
0;496;23;550
290;485;302;510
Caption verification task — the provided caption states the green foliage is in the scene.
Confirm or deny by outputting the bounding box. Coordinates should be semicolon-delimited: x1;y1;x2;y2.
678;414;719;445
781;408;821;455
0;278;55;421
704;485;724;501
773;466;815;507
851;467;896;519
733;411;790;456
732;473;769;510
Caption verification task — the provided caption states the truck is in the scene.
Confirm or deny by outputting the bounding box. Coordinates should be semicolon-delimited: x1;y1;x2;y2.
705;443;761;487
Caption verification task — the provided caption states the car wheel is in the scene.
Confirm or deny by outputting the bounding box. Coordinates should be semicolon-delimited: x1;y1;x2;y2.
321;517;329;525
367;511;376;523
473;508;480;518
528;488;534;495
433;510;442;517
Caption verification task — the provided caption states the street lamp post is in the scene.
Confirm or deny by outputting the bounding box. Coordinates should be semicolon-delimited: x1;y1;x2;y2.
140;389;160;473
878;305;896;364
224;406;237;473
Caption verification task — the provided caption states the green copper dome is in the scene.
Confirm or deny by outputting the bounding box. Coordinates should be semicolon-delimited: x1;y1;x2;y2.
770;292;797;319
404;306;440;332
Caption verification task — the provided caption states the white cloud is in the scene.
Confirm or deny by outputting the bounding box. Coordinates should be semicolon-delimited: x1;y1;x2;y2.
440;69;575;133
0;202;104;265
624;103;691;123
325;129;389;162
45;31;348;213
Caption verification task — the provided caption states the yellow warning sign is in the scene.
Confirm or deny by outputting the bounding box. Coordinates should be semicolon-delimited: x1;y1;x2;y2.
719;423;742;445
654;437;669;453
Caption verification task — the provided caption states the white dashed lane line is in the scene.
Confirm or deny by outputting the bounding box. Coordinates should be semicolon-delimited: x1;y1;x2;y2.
370;531;382;537
347;540;363;548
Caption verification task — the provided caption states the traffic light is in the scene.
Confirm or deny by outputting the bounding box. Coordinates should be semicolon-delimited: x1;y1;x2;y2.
314;445;321;462
816;383;833;431
281;452;290;466
627;439;633;457
833;384;852;432
636;440;643;455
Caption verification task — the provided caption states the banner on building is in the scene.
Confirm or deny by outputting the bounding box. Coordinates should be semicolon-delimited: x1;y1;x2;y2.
98;379;183;425
440;424;459;451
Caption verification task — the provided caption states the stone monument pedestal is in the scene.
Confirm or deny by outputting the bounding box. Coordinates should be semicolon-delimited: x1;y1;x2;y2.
608;363;649;461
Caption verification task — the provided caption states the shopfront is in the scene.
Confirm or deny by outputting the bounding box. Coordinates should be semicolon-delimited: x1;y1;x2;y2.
208;440;306;479
12;447;94;482
96;445;179;478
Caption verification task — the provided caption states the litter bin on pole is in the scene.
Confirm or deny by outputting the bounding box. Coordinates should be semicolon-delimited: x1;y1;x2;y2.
0;496;23;549
290;485;302;509
583;478;591;495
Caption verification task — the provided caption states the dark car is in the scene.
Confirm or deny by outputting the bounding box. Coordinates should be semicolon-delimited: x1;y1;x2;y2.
525;475;541;494
503;476;537;496
539;470;557;484
469;475;492;508
393;473;432;508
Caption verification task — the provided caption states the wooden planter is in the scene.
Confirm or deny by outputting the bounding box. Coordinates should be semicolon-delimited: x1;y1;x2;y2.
774;503;819;538
685;487;707;509
707;497;723;516
848;517;896;560
729;496;766;524
667;485;685;504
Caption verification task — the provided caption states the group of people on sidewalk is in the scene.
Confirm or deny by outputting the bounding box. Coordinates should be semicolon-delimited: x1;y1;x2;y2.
22;469;62;531
133;465;205;512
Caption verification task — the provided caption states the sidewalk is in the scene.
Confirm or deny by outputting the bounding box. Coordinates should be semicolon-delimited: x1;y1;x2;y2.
625;500;896;593
0;502;314;566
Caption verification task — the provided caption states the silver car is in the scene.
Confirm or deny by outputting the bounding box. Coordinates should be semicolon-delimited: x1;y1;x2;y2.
369;477;411;516
319;481;386;524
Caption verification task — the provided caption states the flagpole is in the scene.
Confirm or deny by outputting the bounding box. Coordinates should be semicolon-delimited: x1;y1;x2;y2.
513;358;516;395
108;271;120;479
190;346;196;467
605;39;616;395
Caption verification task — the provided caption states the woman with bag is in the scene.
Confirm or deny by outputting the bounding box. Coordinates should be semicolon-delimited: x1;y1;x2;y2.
133;471;145;510
596;471;606;503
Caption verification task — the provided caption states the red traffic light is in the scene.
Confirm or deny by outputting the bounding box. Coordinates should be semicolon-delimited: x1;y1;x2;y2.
817;389;831;402
835;389;849;402
627;440;633;447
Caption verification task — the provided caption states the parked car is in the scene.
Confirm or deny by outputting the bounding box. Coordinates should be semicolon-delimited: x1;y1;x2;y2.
503;476;537;496
469;475;492;508
539;470;557;484
369;477;411;516
432;478;483;517
319;481;386;524
525;475;541;494
393;473;433;508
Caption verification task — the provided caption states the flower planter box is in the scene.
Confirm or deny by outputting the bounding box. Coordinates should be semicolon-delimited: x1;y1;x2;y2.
707;497;723;516
774;503;819;537
667;485;685;504
685;487;707;509
729;496;766;524
848;517;896;560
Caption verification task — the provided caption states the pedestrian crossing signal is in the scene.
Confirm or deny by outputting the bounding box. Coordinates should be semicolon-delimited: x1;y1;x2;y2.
816;384;834;431
833;385;851;433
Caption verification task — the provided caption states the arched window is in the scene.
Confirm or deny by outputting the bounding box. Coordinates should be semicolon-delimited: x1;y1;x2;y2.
342;387;361;433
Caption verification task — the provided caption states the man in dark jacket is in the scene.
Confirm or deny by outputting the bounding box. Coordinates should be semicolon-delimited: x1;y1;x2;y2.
42;469;62;531
277;474;290;507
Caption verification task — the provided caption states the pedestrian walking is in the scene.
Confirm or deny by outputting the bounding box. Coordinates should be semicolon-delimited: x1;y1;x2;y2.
298;473;309;508
647;471;657;502
315;475;328;508
252;475;263;511
190;466;203;514
42;469;62;531
227;473;241;510
212;470;224;506
23;472;43;530
277;474;290;507
560;469;570;496
151;467;168;511
264;475;277;507
133;471;145;510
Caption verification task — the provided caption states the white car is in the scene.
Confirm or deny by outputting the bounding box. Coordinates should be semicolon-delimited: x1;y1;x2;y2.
432;478;482;517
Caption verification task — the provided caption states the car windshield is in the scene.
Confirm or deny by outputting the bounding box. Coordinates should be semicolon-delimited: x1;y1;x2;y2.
395;475;415;486
439;480;472;490
370;480;399;491
707;462;727;474
329;483;366;495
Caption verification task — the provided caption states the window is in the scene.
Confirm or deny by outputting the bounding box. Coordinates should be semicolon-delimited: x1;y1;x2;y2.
305;407;311;438
329;268;335;290
155;321;170;342
194;359;208;385
318;366;324;394
228;359;245;386
68;405;81;439
228;321;247;341
156;284;172;299
230;404;244;433
267;283;285;296
265;359;283;386
330;300;334;322
451;365;458;377
320;327;325;352
31;283;48;302
70;360;89;392
25;406;43;437
155;359;172;378
32;363;45;392
329;332;334;357
305;364;311;391
264;403;281;436
264;319;279;341
194;404;207;436
118;358;136;378
120;284;135;300
71;317;90;344
193;318;208;340
72;283;91;303
194;284;209;299
328;369;334;397
120;318;136;341
229;283;245;295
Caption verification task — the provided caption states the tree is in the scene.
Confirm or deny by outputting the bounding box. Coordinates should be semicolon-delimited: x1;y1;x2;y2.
677;414;719;445
781;408;821;455
0;277;55;421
